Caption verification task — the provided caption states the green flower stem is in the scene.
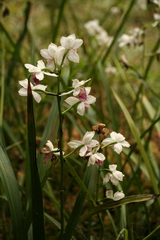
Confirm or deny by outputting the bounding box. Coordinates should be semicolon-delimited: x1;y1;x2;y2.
142;225;160;240
0;33;5;141
99;168;112;173
34;89;57;96
56;73;65;239
62;101;81;115
63;144;84;158
101;141;117;149
102;0;137;64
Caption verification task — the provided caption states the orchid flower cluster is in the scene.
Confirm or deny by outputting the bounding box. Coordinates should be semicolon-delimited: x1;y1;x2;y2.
84;19;113;46
18;33;130;202
67;123;130;201
18;34;96;116
118;27;144;48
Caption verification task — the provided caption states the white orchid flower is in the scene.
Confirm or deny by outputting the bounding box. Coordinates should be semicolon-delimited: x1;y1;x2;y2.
18;79;47;103
106;189;125;201
87;152;105;166
68;131;99;157
40;140;64;163
118;28;144;47
84;19;113;46
60;78;91;97
40;43;66;70
60;34;83;63
102;131;130;154
103;164;124;186
72;78;91;96
65;87;96;116
152;13;160;27
25;60;58;80
118;34;134;47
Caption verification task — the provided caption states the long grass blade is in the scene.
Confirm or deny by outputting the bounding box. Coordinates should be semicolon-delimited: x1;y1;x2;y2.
80;194;159;221
112;89;160;205
102;0;137;64
0;144;26;240
64;165;93;240
27;80;45;239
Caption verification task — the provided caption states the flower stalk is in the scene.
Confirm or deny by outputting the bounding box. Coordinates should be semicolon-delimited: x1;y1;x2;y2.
56;74;65;238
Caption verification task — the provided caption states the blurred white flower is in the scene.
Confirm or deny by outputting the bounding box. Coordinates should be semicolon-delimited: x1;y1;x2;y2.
84;19;102;36
96;30;113;46
106;189;125;201
40;43;66;70
40;140;64;163
72;78;91;96
18;79;47;103
65;86;96;116
25;60;58;80
102;131;130;154
105;66;118;76
153;0;160;8
137;0;147;10
60;34;83;63
87;152;105;166
103;164;124;186
110;6;121;14
60;78;91;96
68;131;99;157
118;34;134;47
84;19;113;46
118;28;144;47
152;13;160;27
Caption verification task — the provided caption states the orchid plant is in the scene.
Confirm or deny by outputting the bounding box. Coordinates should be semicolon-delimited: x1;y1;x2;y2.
1;0;160;239
14;28;159;240
17;33;131;238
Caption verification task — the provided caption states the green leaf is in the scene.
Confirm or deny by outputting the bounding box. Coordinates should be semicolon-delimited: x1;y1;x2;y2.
37;98;59;182
64;165;94;240
112;89;160;206
27;80;45;239
80;194;159;222
142;95;160;134
0;144;26;240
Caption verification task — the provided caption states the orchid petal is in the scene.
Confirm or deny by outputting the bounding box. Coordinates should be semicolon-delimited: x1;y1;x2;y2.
113;143;123;154
18;88;27;96
109;164;117;172
85;95;96;104
37;60;46;69
68;140;82;149
77;102;85;116
82;131;95;144
106;189;114;199
40;49;51;59
79;145;87;157
19;79;29;88
68;50;79;63
113;191;125;201
65;96;79;106
32;91;42;103
33;84;47;91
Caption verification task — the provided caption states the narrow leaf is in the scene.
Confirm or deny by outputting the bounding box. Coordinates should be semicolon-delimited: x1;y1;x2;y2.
27;80;45;239
0;144;26;240
80;194;159;222
64;165;93;240
112;89;160;206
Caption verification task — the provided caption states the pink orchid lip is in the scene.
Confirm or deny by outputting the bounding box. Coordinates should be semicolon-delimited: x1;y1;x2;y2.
87;147;92;152
96;160;103;166
78;88;87;101
84;103;90;108
43;152;53;163
33;75;40;85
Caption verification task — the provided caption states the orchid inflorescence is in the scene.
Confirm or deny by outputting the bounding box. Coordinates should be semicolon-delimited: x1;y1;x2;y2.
18;33;130;201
